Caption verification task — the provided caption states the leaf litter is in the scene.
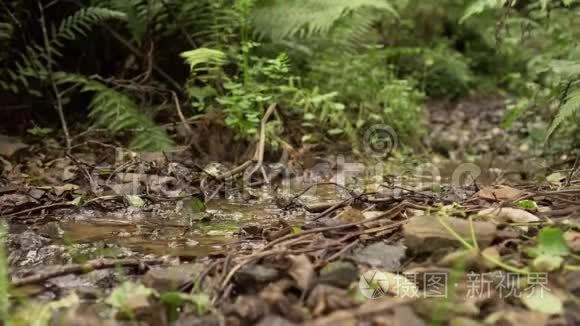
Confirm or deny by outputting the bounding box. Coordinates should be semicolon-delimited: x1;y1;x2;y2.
1;130;580;325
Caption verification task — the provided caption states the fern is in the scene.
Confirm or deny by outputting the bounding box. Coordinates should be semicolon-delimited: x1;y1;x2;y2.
251;0;397;40
460;0;511;23
547;83;580;139
180;48;227;72
55;73;174;151
0;7;125;94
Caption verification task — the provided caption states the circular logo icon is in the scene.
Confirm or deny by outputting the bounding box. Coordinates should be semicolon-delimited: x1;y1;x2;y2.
363;125;397;158
359;270;388;299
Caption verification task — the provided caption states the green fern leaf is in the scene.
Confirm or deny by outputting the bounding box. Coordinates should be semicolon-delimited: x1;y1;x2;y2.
180;48;226;71
251;0;397;39
460;0;509;23
547;85;580;140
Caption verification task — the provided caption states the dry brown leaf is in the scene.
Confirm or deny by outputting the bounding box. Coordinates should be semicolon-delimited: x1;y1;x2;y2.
336;207;365;223
288;254;314;291
565;231;580;252
478;207;540;224
474;185;526;202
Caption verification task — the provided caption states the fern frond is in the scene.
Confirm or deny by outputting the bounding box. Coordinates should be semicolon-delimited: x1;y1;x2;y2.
251;0;397;40
180;48;227;72
460;0;511;23
54;73;174;151
0;7;125;94
547;84;580;139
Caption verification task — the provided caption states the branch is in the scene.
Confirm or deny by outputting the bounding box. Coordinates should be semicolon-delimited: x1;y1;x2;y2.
38;0;71;153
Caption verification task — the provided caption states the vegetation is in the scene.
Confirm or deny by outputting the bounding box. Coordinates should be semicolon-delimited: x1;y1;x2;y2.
2;0;575;153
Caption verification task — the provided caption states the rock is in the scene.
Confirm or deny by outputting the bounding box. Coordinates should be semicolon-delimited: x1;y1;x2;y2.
0;134;27;157
352;242;406;270
318;261;358;288
235;264;280;285
143;264;203;292
403;216;497;253
256;315;299;326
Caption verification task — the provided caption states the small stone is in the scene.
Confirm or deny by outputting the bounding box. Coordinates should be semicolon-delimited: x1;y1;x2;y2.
352;242;406;271
319;261;358;288
143;264;202;292
235;264;280;284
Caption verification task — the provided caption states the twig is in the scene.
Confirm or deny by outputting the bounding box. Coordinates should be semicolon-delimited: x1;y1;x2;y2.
262;201;406;250
12;258;164;287
38;1;71;153
172;91;192;134
215;160;253;181
3;202;75;219
311;198;353;221
101;25;182;92
246;103;277;180
566;153;580;187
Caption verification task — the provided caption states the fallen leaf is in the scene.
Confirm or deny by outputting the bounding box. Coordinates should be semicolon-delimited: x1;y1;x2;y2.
529;227;570;257
532;255;563;272
336;207;365;223
521;286;563;315
288;254;314;291
564;231;580;252
478;207;540;224
403;215;497;252
546;172;566;185
125;195;145;208
475;185;526;202
515;200;538;210
484;310;547;326
51;184;79;196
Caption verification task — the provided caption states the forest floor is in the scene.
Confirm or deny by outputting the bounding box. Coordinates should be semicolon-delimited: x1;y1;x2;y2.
1;98;580;325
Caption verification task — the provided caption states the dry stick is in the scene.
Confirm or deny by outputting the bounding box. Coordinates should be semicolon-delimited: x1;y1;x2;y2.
3;202;75;219
172;91;192;134
215;160;253;181
246;103;277;179
311;198;353;221
38;1;71;153
566;154;580;187
102;25;182;92
12;258;164;287
262;201;407;251
319;239;360;267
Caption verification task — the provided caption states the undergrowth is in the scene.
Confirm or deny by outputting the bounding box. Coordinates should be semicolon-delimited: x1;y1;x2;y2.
0;0;578;153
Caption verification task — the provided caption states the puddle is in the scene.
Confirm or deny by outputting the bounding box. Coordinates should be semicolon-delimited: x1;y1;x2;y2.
56;199;285;258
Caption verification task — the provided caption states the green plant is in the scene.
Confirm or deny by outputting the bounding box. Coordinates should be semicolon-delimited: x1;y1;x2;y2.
0;222;9;325
0;6;126;94
251;0;397;40
460;0;580;144
56;73;174;151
